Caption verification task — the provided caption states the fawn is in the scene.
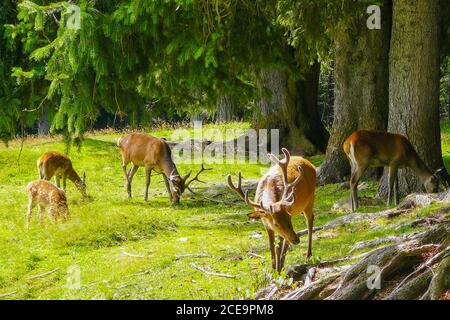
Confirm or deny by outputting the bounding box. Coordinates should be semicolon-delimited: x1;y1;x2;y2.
26;180;69;230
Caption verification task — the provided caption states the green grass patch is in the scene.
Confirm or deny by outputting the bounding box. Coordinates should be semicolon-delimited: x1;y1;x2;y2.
0;122;448;299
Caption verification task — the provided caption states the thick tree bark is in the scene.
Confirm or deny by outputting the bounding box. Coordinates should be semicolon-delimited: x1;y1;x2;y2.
317;1;391;185
379;0;443;196
255;61;329;155
216;95;238;123
37;108;50;136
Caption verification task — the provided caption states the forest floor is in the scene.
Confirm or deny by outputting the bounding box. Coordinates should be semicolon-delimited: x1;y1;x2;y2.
0;122;449;300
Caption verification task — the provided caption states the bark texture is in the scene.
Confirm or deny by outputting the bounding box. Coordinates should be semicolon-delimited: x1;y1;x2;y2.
37;108;50;136
380;0;443;195
255;61;329;155
317;1;391;184
216;95;238;123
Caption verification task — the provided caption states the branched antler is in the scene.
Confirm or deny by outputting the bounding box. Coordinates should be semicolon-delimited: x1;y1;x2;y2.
227;172;265;210
186;164;212;187
267;148;303;208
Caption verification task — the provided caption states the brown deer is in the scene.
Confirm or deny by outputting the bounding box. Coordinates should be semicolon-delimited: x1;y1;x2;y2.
117;133;210;203
227;148;316;272
343;130;441;212
26;180;69;230
37;151;87;197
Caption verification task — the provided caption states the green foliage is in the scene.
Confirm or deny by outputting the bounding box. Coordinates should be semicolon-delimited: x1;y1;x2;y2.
1;0;326;144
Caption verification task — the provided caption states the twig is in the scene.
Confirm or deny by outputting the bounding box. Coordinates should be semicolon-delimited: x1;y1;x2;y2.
0;291;17;298
248;252;264;259
175;253;209;259
190;263;237;278
26;268;60;280
121;250;152;258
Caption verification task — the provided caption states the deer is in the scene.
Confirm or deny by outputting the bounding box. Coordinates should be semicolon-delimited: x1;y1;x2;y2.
37;151;87;197
117;133;211;203
26;180;70;230
227;148;316;272
343;129;443;212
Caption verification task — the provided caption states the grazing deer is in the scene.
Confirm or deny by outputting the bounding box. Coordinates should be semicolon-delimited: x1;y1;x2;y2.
227;148;316;272
37;151;87;197
26;180;69;230
117;133;210;203
343;130;441;212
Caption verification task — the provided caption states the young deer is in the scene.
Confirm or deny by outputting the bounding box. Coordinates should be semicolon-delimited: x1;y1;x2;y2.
37;151;87;197
26;180;69;230
343;130;441;212
117;133;210;203
227;148;316;272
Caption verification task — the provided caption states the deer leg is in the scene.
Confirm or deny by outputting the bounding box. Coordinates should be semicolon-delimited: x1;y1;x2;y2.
49;205;57;224
144;166;152;202
162;174;173;201
122;162;131;197
266;228;276;270
38;205;45;226
350;164;367;212
275;236;283;273
387;165;398;207
394;170;399;206
305;208;314;260
54;175;61;188
62;175;67;191
26;199;35;231
127;164;139;198
279;239;290;271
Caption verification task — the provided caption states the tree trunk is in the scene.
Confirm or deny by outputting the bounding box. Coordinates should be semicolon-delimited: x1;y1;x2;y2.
317;1;391;185
255;61;329;155
379;0;442;196
216;95;238;123
37;108;50;136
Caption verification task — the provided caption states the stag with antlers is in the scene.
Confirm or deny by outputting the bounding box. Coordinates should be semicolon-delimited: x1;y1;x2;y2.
227;148;317;272
117;133;211;204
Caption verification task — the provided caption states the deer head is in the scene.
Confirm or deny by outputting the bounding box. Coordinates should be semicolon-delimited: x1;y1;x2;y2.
227;148;303;244
169;164;212;203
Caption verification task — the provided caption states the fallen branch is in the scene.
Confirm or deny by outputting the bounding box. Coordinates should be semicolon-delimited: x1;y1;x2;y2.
26;268;60;280
0;291;17;298
248;252;264;259
175;253;209;259
121;250;152;258
190;263;237;278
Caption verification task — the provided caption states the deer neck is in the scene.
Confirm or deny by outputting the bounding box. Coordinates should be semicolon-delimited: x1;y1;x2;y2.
161;155;179;178
67;166;82;184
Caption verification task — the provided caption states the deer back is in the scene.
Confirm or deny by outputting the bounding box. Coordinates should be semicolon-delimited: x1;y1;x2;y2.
27;180;68;208
255;156;316;216
118;133;172;169
344;130;429;171
38;152;74;178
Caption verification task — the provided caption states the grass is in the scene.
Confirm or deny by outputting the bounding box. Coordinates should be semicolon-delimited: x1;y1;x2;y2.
0;121;449;299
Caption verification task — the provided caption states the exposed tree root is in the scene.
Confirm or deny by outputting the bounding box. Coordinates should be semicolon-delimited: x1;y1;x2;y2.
257;221;449;300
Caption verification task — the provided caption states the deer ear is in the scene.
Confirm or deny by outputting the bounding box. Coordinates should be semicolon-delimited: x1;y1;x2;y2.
247;211;265;220
182;170;192;181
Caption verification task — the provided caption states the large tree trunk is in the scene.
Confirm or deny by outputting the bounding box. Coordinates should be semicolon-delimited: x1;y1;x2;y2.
379;0;442;195
37;108;50;136
255;61;329;155
317;1;391;185
216;95;238;123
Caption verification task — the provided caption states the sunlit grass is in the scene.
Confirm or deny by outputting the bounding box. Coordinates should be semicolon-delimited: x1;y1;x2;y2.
0;122;448;299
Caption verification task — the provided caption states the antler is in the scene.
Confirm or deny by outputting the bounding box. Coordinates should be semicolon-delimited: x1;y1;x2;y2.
267;148;303;208
227;172;266;210
185;164;212;187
